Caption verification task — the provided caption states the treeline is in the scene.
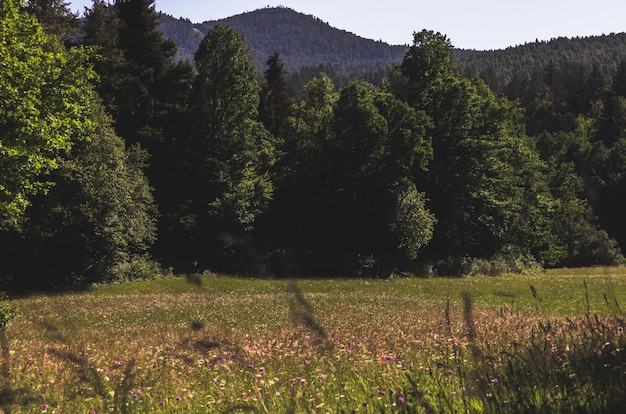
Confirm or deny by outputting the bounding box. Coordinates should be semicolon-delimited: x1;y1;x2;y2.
1;0;624;292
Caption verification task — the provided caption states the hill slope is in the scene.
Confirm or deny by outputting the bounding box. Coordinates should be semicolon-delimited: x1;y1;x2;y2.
159;6;408;72
457;33;626;87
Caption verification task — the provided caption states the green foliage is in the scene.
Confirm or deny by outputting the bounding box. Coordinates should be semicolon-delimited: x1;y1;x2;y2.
0;293;17;331
401;29;457;106
166;25;276;272
259;53;293;137
0;96;158;290
391;184;436;261
19;0;80;42
0;0;95;228
402;32;557;264
269;77;434;275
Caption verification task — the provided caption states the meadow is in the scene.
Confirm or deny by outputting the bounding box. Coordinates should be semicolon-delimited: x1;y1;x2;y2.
2;267;626;413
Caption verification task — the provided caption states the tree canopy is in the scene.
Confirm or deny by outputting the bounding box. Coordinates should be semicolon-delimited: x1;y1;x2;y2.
0;0;94;228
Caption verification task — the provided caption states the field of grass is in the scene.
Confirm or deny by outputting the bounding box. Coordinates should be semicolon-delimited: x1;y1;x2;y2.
2;267;626;413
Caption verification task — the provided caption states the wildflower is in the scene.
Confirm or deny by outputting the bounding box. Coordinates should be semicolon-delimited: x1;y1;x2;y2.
247;364;254;369
275;391;281;397
136;389;142;395
304;335;310;340
176;396;182;401
159;401;166;406
274;377;279;382
113;360;121;367
452;391;457;396
240;392;247;398
379;390;386;396
492;377;499;385
398;397;405;403
259;367;265;373
39;404;49;410
57;367;63;372
384;355;394;360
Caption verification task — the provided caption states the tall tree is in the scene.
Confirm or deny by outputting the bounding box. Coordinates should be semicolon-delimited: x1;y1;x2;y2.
259;53;293;137
0;0;94;228
401;30;556;269
170;25;276;272
83;0;195;265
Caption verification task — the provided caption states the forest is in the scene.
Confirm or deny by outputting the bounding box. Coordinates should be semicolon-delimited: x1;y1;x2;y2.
2;0;626;292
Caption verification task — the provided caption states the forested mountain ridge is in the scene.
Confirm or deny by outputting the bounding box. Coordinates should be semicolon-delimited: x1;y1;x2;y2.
457;33;626;90
158;7;408;72
158;6;626;83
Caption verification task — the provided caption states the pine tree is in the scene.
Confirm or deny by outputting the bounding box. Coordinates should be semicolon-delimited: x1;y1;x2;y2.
259;53;293;137
20;0;80;42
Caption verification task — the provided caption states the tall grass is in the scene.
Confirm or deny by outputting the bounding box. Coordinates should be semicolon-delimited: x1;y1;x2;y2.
1;268;626;412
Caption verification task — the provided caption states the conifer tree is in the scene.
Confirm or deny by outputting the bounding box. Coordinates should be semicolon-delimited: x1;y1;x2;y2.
20;0;79;42
259;53;293;137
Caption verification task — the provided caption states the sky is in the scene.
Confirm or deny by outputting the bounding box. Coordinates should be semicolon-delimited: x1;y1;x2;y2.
68;0;626;51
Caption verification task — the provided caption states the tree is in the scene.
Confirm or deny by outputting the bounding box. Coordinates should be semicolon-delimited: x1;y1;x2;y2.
535;129;622;267
0;0;95;228
400;30;556;269
401;29;457;108
170;25;276;272
1;99;158;291
20;0;80;42
259;53;293;137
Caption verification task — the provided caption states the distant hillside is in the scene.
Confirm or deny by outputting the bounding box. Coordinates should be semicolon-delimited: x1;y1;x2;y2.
158;7;408;73
457;33;626;88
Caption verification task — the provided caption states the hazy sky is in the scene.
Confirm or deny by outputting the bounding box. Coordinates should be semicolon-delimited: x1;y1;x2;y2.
68;0;625;50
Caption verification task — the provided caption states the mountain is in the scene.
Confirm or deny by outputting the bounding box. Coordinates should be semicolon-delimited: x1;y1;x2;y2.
158;6;626;87
158;6;408;73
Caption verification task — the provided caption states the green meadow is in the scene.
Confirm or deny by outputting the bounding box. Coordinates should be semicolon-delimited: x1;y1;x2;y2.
2;267;626;413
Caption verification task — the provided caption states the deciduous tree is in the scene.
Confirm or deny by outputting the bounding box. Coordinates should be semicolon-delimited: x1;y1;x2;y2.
0;0;94;228
170;25;276;272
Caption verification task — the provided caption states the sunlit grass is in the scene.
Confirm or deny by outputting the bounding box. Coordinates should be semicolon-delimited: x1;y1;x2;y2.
2;267;626;412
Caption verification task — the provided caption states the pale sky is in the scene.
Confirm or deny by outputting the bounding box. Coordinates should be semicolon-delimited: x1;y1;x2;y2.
69;0;626;50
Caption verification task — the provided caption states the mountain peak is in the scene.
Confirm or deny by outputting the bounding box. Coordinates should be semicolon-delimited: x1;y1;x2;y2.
159;7;407;72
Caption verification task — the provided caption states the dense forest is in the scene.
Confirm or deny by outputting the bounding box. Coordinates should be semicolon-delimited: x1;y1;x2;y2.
2;0;626;292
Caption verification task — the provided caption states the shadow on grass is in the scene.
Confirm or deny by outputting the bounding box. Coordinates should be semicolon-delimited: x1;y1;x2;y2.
286;280;327;346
